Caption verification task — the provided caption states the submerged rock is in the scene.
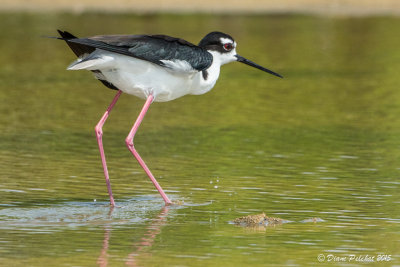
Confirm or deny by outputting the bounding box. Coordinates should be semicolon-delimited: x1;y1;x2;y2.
233;213;290;227
232;213;324;227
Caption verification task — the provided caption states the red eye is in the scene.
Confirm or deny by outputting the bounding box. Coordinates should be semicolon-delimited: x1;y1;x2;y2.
223;43;233;51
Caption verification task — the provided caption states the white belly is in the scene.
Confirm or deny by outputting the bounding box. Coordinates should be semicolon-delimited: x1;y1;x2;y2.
69;50;219;102
102;56;197;102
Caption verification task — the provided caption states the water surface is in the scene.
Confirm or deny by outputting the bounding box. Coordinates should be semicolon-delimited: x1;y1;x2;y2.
0;13;399;266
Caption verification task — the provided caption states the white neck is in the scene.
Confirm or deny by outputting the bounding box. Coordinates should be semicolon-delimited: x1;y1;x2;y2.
190;51;222;95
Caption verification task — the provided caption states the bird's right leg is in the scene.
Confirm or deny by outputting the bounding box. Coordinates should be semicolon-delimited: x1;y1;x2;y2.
125;94;172;205
95;90;123;206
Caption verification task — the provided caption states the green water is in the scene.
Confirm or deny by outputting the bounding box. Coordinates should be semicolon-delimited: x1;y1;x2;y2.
0;13;399;266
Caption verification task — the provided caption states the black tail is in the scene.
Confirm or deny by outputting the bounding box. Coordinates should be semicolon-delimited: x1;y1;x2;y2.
56;30;119;91
57;30;95;57
57;29;77;39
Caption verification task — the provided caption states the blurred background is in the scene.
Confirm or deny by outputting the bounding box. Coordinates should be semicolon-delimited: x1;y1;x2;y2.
2;0;400;15
0;1;399;266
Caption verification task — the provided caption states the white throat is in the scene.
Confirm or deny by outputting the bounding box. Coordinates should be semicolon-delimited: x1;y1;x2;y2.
190;49;238;96
189;51;224;95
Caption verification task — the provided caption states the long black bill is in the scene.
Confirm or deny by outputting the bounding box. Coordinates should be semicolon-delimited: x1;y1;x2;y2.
235;55;283;78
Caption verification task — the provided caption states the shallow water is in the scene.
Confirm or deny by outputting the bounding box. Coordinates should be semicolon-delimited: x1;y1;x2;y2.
0;13;399;266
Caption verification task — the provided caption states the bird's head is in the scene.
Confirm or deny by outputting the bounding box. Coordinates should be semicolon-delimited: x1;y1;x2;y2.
199;31;282;78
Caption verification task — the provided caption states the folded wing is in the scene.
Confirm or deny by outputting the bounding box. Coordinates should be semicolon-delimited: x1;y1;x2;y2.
58;30;213;73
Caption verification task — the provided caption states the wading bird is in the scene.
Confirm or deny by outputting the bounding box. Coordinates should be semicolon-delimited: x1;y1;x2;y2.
56;30;282;206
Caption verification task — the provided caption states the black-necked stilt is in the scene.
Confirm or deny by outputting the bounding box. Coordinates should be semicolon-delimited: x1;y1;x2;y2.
56;30;282;206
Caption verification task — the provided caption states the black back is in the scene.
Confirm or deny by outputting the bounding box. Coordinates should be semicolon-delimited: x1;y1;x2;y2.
58;30;213;72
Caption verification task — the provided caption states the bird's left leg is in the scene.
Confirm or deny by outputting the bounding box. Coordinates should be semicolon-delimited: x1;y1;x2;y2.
95;90;123;206
125;94;172;205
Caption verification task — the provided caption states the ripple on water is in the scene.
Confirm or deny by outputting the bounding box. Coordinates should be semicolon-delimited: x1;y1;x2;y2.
0;197;186;231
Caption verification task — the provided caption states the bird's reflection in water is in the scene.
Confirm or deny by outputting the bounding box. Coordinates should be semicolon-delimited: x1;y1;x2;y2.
126;206;169;266
97;206;170;267
97;206;115;267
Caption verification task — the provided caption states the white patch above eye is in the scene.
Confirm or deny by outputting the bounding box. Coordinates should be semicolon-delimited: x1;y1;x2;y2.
220;37;232;44
219;37;236;47
160;59;196;73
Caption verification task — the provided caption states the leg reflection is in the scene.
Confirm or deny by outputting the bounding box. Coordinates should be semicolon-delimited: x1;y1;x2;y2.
96;206;170;267
126;206;170;266
97;206;115;267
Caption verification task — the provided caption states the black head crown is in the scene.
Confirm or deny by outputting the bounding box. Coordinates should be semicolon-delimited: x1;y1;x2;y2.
198;31;283;78
198;31;235;53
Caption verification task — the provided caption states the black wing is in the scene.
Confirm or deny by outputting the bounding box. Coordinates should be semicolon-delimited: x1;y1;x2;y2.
58;30;213;72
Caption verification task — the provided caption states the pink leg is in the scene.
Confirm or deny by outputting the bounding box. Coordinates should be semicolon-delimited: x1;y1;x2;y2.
125;95;172;205
95;90;123;206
